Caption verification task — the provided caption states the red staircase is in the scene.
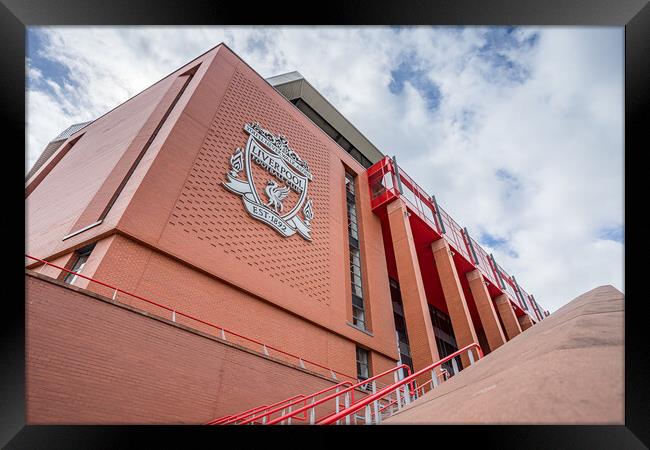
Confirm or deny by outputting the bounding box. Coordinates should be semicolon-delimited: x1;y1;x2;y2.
208;343;483;425
25;255;484;425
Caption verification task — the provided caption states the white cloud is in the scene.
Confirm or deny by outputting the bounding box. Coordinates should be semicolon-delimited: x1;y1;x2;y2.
26;26;624;312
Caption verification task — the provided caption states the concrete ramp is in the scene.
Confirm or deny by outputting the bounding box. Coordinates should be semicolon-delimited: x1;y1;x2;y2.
384;285;624;424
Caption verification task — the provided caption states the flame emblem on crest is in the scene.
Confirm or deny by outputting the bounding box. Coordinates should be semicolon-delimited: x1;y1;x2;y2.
229;148;243;176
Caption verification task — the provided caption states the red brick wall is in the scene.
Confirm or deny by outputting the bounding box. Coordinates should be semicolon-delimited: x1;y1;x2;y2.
25;45;225;263
117;47;398;360
25;44;400;391
25;68;179;260
89;234;361;379
26;272;370;424
68;233;403;382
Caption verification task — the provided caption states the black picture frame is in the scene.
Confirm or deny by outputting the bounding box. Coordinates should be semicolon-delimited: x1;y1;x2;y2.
3;0;647;447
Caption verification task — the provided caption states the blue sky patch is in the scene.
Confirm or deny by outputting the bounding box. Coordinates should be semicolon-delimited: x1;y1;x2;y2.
480;231;519;258
598;225;624;243
389;55;442;112
27;29;73;92
454;109;475;131
477;27;539;84
495;168;522;197
247;35;269;53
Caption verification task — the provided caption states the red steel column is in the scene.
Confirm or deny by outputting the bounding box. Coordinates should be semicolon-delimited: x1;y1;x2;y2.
495;294;523;340
466;269;507;353
518;313;534;331
431;238;479;368
387;201;442;378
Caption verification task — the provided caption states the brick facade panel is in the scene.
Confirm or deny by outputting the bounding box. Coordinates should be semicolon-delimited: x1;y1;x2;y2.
26;273;362;424
85;234;363;379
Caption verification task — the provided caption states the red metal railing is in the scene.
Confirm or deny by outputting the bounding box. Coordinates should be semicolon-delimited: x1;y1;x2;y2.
495;262;524;310
208;394;307;425
25;254;359;383
367;156;399;209
437;205;473;262
263;363;417;425
319;343;483;425
367;156;544;323
234;380;358;425
215;346;477;425
528;294;543;321
470;235;499;287
397;165;441;232
395;169;535;318
515;279;532;312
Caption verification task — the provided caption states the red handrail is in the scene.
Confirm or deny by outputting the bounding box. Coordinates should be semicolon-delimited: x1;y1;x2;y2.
235;380;355;425
321;366;450;423
264;363;416;425
207;415;233;425
319;343;483;425
25;254;357;383
369;157;544;318
216;394;307;425
206;416;233;425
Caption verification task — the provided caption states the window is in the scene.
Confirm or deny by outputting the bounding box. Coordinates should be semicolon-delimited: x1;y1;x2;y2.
63;244;95;285
428;304;456;343
390;278;413;373
428;304;461;373
346;173;366;330
356;346;370;382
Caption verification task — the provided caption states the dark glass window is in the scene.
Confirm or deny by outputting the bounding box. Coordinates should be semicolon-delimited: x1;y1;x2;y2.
428;304;461;373
346;173;367;330
389;278;413;373
356;346;370;381
63;244;95;285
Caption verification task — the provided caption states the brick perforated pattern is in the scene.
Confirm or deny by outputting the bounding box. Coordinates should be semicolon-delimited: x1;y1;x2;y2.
169;69;332;304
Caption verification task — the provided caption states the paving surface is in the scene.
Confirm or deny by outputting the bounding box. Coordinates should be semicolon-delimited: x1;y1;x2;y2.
384;285;624;424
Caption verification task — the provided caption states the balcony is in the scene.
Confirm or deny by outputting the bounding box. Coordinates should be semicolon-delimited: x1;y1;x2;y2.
367;156;546;322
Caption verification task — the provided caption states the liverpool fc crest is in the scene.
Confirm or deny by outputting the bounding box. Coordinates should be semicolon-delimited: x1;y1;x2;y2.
223;122;314;241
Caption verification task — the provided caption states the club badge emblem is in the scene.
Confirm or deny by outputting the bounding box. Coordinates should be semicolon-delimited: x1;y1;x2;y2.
223;122;314;241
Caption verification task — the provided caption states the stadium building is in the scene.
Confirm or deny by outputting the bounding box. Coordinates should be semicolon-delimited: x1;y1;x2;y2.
25;43;549;424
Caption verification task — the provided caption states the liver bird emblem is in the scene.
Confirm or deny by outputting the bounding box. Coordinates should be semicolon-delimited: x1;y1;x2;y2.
265;180;290;213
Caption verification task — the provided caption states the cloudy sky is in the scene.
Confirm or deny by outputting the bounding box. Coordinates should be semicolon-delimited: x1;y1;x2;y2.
26;26;624;312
